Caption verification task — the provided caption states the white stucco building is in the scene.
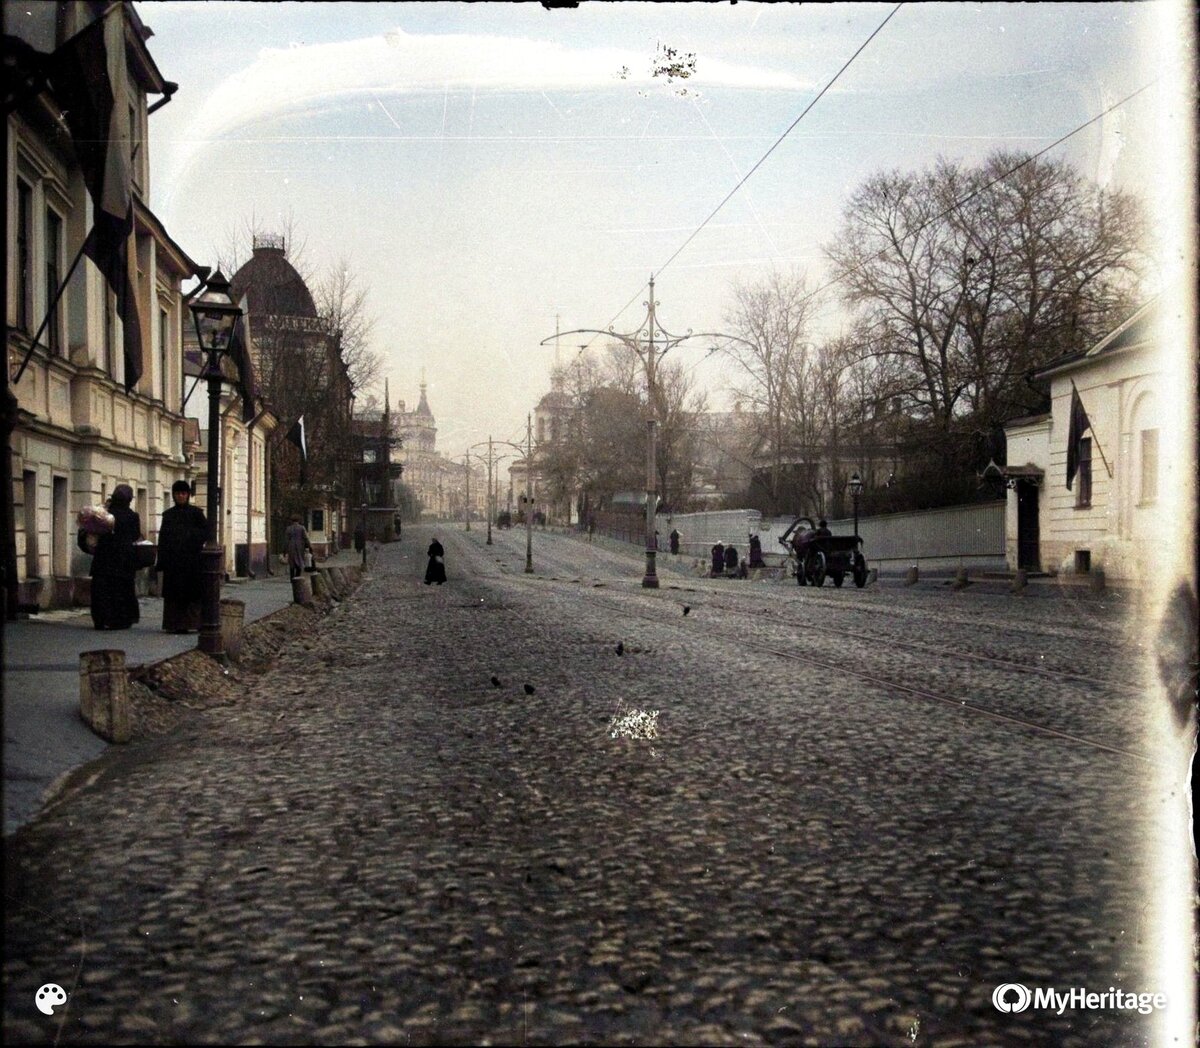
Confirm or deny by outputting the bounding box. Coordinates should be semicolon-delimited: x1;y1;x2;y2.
1002;301;1174;580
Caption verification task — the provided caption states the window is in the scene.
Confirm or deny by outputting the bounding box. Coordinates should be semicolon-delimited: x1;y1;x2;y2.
1075;438;1092;508
45;208;63;353
23;471;38;577
1140;428;1158;503
16;180;33;331
310;509;325;532
159;307;170;405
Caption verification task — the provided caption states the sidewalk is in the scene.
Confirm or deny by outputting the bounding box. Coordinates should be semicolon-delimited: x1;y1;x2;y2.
2;549;365;837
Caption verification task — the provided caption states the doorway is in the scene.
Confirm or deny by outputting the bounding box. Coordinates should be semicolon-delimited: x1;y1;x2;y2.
1016;480;1040;571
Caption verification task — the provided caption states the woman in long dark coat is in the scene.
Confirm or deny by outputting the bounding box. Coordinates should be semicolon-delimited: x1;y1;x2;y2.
424;537;446;585
89;484;142;630
156;480;207;632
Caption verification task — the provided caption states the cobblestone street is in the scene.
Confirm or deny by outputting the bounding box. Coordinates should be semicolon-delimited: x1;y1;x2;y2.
2;526;1173;1045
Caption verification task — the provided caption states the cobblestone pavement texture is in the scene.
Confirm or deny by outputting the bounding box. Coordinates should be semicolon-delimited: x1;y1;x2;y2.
2;526;1172;1045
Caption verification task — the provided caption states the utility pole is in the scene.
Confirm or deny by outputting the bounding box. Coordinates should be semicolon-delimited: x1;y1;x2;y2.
463;452;470;531
487;436;494;545
525;413;534;574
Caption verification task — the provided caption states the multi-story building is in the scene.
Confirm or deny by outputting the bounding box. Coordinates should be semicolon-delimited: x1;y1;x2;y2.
229;236;352;557
5;1;201;609
394;378;462;519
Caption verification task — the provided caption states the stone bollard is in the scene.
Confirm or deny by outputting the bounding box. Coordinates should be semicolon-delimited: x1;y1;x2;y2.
79;650;131;743
905;565;919;586
329;567;348;595
1090;567;1106;593
292;574;314;606
345;565;362;588
220;599;245;662
1012;569;1028;593
868;568;879;585
952;566;969;590
311;570;331;599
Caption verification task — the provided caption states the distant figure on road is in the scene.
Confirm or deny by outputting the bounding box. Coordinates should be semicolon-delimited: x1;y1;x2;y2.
669;528;680;555
587;517;595;542
156;480;207;633
425;537;447;585
710;541;725;576
723;543;739;574
354;524;366;553
748;533;763;568
285;516;312;580
88;484;142;630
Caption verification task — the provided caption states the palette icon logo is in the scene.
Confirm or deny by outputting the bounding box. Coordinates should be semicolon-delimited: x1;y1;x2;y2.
35;984;67;1016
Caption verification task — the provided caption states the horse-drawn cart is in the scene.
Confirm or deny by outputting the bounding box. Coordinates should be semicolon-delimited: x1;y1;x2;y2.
778;516;869;588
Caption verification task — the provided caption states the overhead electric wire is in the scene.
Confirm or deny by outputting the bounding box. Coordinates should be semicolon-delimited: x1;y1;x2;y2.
655;3;904;281
802;77;1160;310
570;3;903;361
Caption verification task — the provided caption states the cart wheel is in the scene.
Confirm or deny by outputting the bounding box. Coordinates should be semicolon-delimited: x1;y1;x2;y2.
853;554;868;588
808;551;826;588
832;572;845;587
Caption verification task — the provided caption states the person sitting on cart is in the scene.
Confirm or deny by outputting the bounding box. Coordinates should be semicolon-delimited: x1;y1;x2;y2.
723;543;739;575
794;519;831;558
710;541;725;576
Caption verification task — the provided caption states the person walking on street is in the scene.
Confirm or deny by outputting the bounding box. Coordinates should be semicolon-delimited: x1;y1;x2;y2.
285;516;312;580
723;543;739;574
669;528;680;556
748;533;763;568
86;484;142;630
156;480;207;632
425;537;447;585
710;541;725;577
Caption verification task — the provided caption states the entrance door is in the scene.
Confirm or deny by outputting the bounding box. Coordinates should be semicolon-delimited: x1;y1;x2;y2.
1016;480;1040;570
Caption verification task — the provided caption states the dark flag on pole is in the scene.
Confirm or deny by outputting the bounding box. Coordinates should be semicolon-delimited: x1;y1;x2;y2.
44;5;143;392
228;295;259;422
1065;381;1092;490
286;415;308;484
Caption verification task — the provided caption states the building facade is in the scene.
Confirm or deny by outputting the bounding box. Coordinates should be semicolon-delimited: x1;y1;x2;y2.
1003;302;1170;580
5;1;200;608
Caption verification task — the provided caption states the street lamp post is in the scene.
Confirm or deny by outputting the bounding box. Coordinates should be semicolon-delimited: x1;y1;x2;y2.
187;271;243;660
849;471;864;538
524;414;534;574
463;452;471;532
545;275;736;588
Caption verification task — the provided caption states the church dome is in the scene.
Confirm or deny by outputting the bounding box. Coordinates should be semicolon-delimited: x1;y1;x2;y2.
230;239;318;319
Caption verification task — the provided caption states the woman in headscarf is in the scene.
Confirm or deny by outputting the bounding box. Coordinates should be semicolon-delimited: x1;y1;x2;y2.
424;536;446;585
156;480;207;633
89;484;142;630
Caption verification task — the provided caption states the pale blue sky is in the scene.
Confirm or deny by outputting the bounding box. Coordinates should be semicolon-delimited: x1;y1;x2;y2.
137;1;1177;453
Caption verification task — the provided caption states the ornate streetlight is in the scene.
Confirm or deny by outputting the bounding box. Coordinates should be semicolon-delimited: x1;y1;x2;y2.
545;275;718;588
848;470;864;538
187;270;243;659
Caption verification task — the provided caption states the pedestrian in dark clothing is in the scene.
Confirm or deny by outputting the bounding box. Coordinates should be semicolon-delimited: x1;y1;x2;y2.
710;542;725;576
88;484;142;630
425;537;447;585
724;544;739;573
669;528;680;555
748;533;763;568
285;516;312;580
354;525;366;553
156;480;207;632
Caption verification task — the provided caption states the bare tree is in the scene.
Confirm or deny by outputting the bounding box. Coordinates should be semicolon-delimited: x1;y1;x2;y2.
314;259;381;397
722;269;819;514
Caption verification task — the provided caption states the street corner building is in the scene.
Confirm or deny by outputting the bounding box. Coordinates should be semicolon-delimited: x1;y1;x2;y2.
1002;300;1184;581
4;1;205;610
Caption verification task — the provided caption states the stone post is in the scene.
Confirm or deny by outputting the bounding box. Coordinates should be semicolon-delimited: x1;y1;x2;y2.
311;570;330;599
905;565;919;586
220;599;245;662
952;566;969;590
1012;569;1028;593
79;650;131;743
292;574;313;606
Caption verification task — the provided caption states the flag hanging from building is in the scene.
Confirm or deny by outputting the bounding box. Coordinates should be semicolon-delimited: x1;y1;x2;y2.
228;295;259;422
44;4;143;391
1065;381;1092;490
286;415;308;484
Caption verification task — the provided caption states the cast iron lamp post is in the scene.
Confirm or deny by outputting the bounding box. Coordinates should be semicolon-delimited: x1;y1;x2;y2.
848;471;864;538
187;270;242;659
546;276;745;588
